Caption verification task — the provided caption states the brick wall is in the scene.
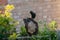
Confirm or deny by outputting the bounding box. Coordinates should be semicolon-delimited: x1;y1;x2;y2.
8;0;60;30
0;0;7;15
1;0;60;32
0;0;7;5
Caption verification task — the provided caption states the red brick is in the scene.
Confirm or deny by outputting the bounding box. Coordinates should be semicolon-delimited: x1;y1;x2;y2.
0;0;8;5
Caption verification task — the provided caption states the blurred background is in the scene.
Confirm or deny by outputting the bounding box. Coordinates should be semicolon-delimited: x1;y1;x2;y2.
0;0;60;39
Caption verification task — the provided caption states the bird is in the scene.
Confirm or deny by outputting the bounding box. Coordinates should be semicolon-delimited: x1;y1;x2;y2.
23;11;38;36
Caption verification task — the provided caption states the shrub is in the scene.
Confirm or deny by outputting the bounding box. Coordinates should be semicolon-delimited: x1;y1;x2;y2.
0;4;19;40
19;20;57;40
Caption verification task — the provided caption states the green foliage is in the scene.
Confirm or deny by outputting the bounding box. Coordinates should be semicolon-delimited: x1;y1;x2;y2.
0;16;17;39
8;33;19;40
20;26;28;36
20;20;57;40
0;4;19;40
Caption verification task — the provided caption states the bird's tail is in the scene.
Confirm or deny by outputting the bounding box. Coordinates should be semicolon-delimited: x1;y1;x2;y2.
30;11;36;19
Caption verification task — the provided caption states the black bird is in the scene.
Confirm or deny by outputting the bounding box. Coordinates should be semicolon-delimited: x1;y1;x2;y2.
23;11;38;36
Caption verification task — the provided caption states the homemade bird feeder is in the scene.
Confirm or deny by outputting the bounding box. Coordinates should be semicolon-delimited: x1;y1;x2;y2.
23;11;38;36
